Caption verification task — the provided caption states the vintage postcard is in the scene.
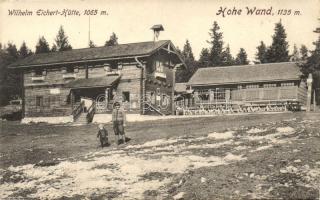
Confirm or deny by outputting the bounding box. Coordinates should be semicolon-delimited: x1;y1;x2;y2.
0;0;320;199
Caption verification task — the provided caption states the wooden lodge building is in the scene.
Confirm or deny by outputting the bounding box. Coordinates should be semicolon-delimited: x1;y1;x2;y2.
176;62;308;113
9;40;184;123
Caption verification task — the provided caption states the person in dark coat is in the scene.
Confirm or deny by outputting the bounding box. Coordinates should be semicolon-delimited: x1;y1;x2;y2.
112;102;126;145
97;124;108;148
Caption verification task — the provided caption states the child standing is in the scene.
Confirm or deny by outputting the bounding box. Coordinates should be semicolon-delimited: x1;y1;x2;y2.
97;124;108;148
112;102;126;145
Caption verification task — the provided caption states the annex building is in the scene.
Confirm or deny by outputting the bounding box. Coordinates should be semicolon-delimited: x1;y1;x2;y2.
175;62;308;114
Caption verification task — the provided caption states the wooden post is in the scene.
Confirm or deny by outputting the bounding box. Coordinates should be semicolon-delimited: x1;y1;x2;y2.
313;90;316;111
105;88;109;111
171;68;176;115
21;72;25;118
70;90;75;110
141;66;146;115
306;73;313;112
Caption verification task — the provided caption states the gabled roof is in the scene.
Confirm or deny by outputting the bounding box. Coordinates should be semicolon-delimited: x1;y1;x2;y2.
64;75;120;89
9;40;172;68
188;62;302;86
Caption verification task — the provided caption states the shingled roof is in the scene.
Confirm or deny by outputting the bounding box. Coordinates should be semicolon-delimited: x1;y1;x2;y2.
9;40;171;68
188;62;302;86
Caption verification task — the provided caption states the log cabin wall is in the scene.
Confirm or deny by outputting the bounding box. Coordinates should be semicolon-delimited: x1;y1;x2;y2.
145;52;174;114
23;65;87;117
112;64;142;113
24;86;71;117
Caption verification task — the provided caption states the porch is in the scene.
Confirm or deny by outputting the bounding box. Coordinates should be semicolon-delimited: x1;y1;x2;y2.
65;76;120;123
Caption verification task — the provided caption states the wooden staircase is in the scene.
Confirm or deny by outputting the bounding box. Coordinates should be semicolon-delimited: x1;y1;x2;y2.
73;112;88;125
72;101;96;125
144;102;166;116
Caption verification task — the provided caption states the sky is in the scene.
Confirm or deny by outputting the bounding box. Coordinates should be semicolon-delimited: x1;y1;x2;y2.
0;0;319;60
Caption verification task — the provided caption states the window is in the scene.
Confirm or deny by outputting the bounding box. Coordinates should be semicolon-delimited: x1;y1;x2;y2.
36;96;43;107
155;61;164;72
66;67;74;73
246;84;259;89
35;69;43;76
111;62;118;70
122;92;130;102
264;83;277;88
281;82;294;87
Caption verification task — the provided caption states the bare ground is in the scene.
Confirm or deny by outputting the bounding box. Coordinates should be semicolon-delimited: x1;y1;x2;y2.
0;112;320;199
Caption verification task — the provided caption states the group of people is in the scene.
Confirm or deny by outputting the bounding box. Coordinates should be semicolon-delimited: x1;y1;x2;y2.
96;102;127;147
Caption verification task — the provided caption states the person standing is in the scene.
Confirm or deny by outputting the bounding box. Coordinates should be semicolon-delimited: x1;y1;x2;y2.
112;102;127;145
97;124;108;148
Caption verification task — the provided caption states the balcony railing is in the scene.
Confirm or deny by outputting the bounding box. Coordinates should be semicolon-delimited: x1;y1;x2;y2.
154;71;166;79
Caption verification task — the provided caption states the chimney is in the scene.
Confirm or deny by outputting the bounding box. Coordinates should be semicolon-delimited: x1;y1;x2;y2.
151;24;164;42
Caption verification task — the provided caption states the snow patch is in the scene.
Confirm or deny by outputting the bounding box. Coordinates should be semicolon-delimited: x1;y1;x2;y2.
1;134;247;199
224;153;245;161
21;116;73;124
125;138;179;149
207;131;234;140
250;145;273;152
247;128;267;134
276;127;295;134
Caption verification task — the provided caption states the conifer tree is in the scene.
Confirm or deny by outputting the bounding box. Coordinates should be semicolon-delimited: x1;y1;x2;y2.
6;43;19;61
301;19;320;104
105;32;118;46
266;20;290;62
221;44;234;66
19;41;32;58
301;24;320;77
35;36;50;54
291;44;300;61
89;40;96;48
51;44;57;52
256;41;268;63
1;43;21;104
176;40;197;82
300;45;309;61
235;48;249;65
54;25;72;51
198;48;210;67
208;21;224;66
